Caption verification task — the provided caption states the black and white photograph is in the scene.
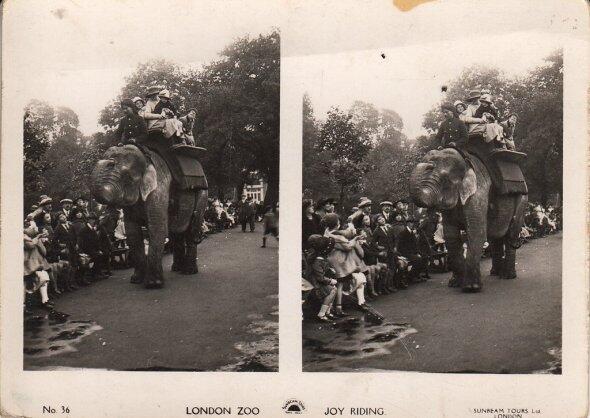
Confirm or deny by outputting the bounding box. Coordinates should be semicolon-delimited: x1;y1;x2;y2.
20;1;279;371
301;33;563;373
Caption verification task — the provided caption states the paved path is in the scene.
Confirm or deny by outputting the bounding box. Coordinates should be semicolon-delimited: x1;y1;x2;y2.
303;233;562;373
25;227;278;371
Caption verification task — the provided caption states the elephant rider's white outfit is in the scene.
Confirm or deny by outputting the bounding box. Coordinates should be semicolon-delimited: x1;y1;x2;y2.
140;97;181;139
140;97;164;131
460;102;503;144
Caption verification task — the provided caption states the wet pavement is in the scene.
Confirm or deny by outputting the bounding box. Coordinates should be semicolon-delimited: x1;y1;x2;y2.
303;233;562;373
24;227;278;371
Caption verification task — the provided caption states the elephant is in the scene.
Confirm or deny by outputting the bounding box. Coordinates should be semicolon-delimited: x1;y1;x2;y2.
409;147;527;292
90;144;208;288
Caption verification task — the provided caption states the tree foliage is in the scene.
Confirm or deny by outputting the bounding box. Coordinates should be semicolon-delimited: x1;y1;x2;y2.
421;50;563;203
24;30;280;212
303;50;563;209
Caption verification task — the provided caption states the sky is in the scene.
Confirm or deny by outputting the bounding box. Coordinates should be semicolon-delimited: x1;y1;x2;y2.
297;31;566;139
7;0;282;135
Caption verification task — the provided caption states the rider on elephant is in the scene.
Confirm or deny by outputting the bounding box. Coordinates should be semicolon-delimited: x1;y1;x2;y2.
435;103;468;148
116;99;148;145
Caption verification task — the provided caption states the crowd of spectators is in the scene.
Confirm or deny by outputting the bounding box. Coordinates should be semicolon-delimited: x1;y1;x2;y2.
302;196;561;322
24;193;278;313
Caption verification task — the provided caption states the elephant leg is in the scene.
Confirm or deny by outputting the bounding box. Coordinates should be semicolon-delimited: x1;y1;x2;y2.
462;220;486;293
170;233;185;272
182;212;202;274
443;221;464;288
125;218;146;284
489;238;505;276
182;232;198;274
501;236;518;280
144;211;168;289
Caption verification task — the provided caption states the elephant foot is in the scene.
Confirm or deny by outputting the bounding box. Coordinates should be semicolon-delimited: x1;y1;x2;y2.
171;263;181;272
130;274;143;284
448;275;461;288
489;268;500;276
144;278;164;289
461;283;482;293
181;267;198;275
501;271;517;280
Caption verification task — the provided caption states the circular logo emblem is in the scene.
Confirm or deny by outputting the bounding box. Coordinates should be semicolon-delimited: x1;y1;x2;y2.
282;399;305;414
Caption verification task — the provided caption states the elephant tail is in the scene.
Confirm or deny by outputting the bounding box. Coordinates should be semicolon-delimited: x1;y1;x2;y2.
507;194;528;248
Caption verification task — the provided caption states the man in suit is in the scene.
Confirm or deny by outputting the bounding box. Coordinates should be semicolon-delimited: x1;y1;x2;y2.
52;212;78;290
53;198;73;227
78;213;111;280
395;217;428;282
372;200;394;228
372;215;398;293
237;195;256;232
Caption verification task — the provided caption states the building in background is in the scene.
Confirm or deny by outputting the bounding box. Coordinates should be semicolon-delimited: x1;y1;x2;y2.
243;179;267;203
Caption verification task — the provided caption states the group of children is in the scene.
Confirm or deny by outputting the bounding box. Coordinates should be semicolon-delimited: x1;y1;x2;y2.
437;88;518;150
116;86;197;147
303;198;436;322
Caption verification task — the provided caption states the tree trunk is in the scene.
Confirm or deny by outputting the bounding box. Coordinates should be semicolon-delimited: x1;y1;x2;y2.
263;172;279;208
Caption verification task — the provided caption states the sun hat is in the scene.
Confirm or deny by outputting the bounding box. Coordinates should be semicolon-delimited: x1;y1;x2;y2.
441;103;455;113
60;198;73;204
158;89;171;99
121;98;136;109
380;201;393;207
39;197;53;206
479;93;493;104
358;198;372;208
466;89;481;101
453;100;466;109
146;86;162;97
132;96;144;104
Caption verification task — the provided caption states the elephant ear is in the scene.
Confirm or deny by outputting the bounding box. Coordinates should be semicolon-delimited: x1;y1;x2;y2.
459;167;477;205
140;164;158;201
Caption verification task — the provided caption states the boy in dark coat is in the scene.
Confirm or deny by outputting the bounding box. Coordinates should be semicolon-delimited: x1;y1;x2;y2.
436;104;468;148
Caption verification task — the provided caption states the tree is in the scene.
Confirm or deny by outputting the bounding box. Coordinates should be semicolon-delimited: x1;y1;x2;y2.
420;51;563;204
194;30;280;205
315;107;373;209
96;31;280;205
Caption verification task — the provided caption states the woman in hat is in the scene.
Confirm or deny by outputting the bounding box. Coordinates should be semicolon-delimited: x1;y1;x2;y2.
454;100;467;115
140;85;166;133
132;96;145;111
474;93;505;145
305;235;338;322
154;89;184;141
24;221;54;310
459;89;487;137
302;199;322;251
323;213;369;316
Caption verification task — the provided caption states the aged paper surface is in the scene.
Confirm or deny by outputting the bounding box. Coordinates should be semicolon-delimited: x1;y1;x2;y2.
2;0;589;417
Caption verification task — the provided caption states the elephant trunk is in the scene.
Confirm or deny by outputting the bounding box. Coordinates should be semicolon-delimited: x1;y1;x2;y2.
90;159;126;206
410;163;442;208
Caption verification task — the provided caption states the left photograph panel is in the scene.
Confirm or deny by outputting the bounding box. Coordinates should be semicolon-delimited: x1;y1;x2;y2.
21;2;279;371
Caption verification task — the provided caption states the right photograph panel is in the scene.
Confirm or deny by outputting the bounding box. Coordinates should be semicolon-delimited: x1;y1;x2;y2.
300;36;563;373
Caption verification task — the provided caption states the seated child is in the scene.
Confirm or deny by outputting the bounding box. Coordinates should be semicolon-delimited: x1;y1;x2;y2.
306;235;338;322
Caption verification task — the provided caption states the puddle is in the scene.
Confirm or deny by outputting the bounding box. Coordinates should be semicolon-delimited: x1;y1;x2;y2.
533;347;562;374
24;311;102;359
303;316;417;371
218;319;278;372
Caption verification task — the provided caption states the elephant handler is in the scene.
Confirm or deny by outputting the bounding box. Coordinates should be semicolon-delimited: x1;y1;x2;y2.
436;103;468;149
116;99;148;145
